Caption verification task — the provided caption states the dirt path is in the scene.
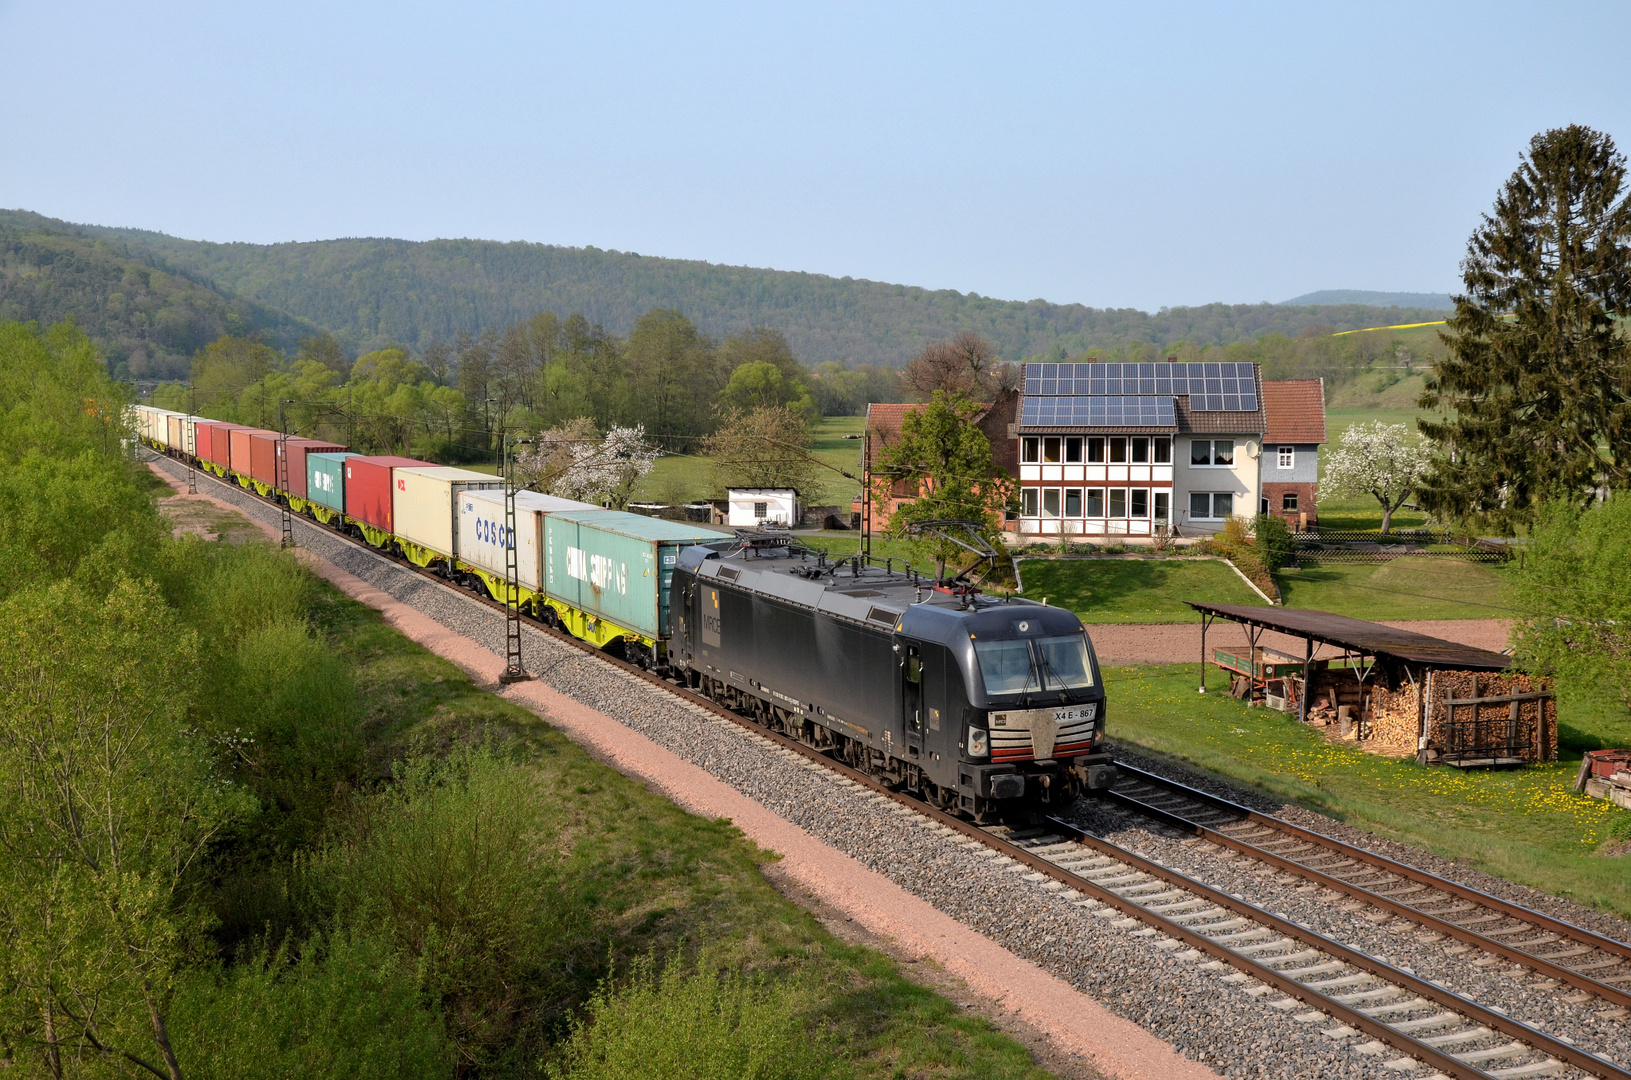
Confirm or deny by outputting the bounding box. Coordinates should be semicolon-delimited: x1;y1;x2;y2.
1087;618;1513;666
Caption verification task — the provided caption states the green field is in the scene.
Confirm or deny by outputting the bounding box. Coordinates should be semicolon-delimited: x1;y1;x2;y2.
634;416;866;505
1016;557;1261;623
1275;557;1516;621
1105;663;1631;916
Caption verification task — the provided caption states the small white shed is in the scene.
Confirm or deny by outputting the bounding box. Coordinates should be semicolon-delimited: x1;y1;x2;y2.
727;488;799;527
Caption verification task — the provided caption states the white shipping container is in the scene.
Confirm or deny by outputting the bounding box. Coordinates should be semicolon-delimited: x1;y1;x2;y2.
177;415;209;457
390;466;502;558
457;489;598;591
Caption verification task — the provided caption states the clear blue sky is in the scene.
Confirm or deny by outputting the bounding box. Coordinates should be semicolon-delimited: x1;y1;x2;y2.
3;1;1627;312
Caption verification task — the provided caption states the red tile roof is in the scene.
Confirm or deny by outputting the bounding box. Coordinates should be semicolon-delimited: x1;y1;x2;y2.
862;401;993;463
1262;379;1326;444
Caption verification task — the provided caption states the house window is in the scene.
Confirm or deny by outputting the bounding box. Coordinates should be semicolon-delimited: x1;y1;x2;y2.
1108;489;1127;517
1021;488;1039;516
754;501;768;519
1086;488;1105;517
1109;437;1128;463
1043;437;1062;463
1188;492;1234;520
1087;437;1106;463
1064;488;1082;516
1042;488;1061;517
1021;437;1040;464
1190;439;1235;467
1153;437;1171;464
1130;489;1149;517
1065;437;1083;463
1282;491;1299;512
1278;445;1294;469
1153;491;1170;524
1130;437;1149;463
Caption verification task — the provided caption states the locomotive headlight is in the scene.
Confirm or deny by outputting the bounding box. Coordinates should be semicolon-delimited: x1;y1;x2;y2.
967;727;989;758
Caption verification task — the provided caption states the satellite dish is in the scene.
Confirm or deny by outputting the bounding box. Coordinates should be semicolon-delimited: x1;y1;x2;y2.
1244;441;1261;459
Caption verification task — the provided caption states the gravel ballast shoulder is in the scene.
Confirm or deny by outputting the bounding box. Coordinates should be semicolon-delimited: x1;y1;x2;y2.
153;459;1630;1079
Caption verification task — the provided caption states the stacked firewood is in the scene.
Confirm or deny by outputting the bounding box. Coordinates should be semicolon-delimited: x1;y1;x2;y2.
1422;670;1557;762
1366;684;1421;757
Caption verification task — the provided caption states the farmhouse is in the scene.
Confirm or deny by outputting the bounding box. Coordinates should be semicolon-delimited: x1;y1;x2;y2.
1010;361;1327;538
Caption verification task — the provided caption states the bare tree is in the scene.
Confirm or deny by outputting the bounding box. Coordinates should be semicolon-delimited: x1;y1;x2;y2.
901;331;1003;399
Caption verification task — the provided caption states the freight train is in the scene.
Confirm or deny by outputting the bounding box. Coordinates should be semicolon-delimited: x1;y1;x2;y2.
133;404;1113;815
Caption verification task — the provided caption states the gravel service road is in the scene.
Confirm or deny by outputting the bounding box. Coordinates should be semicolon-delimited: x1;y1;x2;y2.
150;459;1627;1080
1086;619;1514;666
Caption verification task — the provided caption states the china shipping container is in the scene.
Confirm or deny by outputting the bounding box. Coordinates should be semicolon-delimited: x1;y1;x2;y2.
248;431;282;489
343;455;434;533
306;452;355;516
457;489;598;592
390;466;503;561
544;510;731;641
279;439;348;501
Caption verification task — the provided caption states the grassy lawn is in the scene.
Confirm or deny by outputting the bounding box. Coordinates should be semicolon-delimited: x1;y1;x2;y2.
1017;557;1261;624
300;570;1053;1079
1275;557;1517;621
1104;663;1631;916
634;416;866;506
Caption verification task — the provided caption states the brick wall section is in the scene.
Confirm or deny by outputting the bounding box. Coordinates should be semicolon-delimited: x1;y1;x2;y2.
1262;481;1318;525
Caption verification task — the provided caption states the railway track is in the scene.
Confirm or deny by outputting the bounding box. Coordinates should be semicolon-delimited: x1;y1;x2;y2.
1106;764;1631;1013
160;454;1631;1080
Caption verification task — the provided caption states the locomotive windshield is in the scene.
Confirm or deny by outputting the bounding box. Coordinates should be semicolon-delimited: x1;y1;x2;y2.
974;633;1096;696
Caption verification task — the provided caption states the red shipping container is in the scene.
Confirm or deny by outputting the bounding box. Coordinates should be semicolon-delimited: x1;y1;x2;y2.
229;427;278;479
197;422;243;468
343;456;434;533
249;432;281;489
278;438;348;500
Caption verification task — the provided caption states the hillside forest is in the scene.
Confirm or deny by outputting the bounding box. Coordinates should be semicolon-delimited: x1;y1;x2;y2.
1;208;1449;381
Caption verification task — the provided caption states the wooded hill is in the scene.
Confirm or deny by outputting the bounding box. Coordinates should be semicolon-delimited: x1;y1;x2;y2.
2;208;1450;378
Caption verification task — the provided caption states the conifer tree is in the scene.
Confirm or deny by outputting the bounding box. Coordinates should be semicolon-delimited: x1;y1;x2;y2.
1419;125;1631;529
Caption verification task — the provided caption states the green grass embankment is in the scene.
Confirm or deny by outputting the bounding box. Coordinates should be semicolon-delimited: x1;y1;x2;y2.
1016;557;1260;623
1104;663;1631;916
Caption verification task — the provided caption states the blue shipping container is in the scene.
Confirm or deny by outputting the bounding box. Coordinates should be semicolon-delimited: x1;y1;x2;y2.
306;452;356;515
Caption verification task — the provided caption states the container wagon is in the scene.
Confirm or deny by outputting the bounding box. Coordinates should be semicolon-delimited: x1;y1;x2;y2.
390;466;502;568
305;452;355;524
343;455;435;546
543;509;733;662
669;543;1114;818
196;422;243;477
455;489;598;609
227;427;278;489
279;439;348;505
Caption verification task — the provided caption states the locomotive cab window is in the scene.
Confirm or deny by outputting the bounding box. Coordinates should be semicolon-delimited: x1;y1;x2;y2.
975;639;1034;696
1037;635;1095;689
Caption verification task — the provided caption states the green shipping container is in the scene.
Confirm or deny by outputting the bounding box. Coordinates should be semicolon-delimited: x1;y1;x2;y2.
307;452;356;515
544;510;732;641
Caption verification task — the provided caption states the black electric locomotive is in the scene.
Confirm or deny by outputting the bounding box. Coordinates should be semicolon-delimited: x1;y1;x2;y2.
669;540;1115;818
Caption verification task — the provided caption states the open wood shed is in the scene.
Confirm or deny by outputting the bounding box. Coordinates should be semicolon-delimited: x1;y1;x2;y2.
1184;602;1554;767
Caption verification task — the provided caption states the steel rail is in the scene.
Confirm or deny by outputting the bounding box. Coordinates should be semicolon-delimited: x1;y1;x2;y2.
157;453;1627;1080
1108;762;1631;1010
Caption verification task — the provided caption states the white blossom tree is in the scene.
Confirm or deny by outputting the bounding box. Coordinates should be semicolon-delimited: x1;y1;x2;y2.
1321;421;1433;534
516;418;659;509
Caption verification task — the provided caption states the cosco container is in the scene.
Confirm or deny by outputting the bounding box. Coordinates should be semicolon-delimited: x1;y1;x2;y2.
228;427;277;479
457;489;597;591
343;455;434;534
279;439;348;501
544;510;731;641
390;466;502;562
306;452;355;516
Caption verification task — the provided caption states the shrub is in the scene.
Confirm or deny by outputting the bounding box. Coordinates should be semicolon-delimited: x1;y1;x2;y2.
1253;514;1295;572
169;932;454;1080
547;955;833;1080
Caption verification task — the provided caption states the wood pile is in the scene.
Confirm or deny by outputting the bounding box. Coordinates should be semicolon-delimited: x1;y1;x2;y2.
1423;670;1556;763
1577;750;1631;809
1366;683;1421;757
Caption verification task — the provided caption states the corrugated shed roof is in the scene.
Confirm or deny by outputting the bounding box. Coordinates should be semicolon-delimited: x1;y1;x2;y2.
1263;379;1327;444
1184;602;1513;670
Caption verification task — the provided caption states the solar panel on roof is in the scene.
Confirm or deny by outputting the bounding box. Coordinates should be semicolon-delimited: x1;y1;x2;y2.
1022;362;1257;411
1018;396;1175;427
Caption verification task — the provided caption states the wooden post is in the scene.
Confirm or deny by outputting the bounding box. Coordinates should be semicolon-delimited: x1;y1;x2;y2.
1298;634;1312;723
1198;612;1210;694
